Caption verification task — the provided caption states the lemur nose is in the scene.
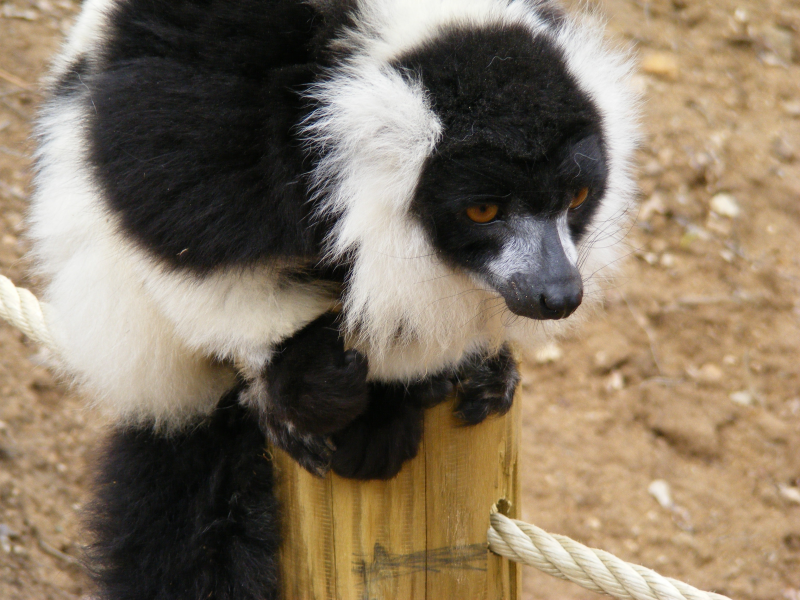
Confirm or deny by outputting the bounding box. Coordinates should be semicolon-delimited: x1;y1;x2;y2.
540;280;583;319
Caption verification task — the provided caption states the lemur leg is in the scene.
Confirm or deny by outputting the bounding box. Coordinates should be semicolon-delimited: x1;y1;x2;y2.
453;344;520;425
330;374;454;480
241;313;370;476
86;388;280;600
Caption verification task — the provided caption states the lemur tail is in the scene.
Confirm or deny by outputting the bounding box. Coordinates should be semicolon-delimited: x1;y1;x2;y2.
84;386;282;600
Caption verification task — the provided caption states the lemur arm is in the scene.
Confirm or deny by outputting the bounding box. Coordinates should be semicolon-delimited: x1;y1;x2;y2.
244;313;520;480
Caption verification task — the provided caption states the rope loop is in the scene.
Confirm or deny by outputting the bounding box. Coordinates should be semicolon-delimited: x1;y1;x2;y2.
0;274;55;349
488;511;732;600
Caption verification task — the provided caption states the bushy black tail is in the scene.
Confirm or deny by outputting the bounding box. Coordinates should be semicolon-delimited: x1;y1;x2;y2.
85;387;280;600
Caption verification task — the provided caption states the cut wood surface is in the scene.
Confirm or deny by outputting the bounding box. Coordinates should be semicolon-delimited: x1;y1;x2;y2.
272;397;521;600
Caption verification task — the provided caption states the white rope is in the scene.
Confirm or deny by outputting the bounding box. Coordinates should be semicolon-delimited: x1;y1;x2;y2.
0;274;55;349
488;511;731;600
0;273;734;600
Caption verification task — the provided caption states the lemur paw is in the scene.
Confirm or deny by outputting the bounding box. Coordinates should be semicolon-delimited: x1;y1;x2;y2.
330;383;427;480
247;313;370;437
261;412;335;477
453;345;520;425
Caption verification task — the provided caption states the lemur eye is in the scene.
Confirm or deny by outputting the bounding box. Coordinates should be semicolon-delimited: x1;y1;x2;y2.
570;187;590;210
466;204;499;223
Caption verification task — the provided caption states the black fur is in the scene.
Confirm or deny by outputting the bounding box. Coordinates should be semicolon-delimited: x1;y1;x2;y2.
243;312;370;475
327;347;520;479
86;389;280;600
398;25;601;163
454;345;520;425
402;25;607;275
330;374;455;480
85;0;343;271
246;313;520;480
260;313;370;436
51;56;90;99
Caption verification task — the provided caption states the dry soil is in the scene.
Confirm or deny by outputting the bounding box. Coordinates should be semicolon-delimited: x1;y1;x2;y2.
0;1;798;599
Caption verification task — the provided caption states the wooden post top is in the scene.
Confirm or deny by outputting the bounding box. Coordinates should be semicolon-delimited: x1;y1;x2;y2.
272;397;521;600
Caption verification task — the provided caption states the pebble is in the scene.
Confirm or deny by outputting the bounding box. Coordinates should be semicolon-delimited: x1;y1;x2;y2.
782;101;800;117
710;193;741;218
651;239;669;253
644;390;721;458
648;480;674;509
639;193;667;222
787;398;800;416
623;539;640;554
772;135;795;163
730;390;755;406
644;159;664;177
758;25;795;63
592;349;630;373
585;517;602;530
641;52;680;81
5;211;23;233
706;213;732;236
778;485;800;505
533;342;563;364
606;370;625;391
0;524;17;554
1;4;38;20
756;412;790;443
687;363;724;383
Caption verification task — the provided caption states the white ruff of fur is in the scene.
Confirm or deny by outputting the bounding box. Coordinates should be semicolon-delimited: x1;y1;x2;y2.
304;0;639;380
29;96;337;428
43;0;117;87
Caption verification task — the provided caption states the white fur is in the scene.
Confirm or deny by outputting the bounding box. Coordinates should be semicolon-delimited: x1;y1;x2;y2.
45;0;118;87
29;94;337;428
304;0;639;379
333;0;550;62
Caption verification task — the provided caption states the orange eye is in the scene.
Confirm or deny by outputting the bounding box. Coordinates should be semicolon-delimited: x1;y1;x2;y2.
570;187;590;209
466;204;499;223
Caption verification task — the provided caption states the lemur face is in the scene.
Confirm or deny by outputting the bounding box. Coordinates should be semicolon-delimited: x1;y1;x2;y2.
415;134;607;320
405;26;608;320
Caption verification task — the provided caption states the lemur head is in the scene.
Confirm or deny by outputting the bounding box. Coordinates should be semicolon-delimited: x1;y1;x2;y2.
404;24;607;321
304;0;638;375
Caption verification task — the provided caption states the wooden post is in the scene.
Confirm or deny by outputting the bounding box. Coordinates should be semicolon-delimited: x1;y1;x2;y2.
272;396;521;600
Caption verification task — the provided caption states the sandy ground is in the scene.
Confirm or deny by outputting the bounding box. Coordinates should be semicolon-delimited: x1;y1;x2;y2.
0;0;798;599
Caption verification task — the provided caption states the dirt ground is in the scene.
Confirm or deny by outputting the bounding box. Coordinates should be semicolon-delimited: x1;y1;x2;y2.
0;0;798;599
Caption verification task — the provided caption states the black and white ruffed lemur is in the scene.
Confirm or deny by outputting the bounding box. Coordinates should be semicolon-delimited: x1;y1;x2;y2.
27;0;639;597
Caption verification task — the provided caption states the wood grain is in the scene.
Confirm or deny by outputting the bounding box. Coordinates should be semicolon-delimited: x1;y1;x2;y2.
274;395;521;599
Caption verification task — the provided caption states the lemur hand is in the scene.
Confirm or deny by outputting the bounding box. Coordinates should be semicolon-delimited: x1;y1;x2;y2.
330;374;454;480
453;345;519;425
329;346;520;480
242;313;370;475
